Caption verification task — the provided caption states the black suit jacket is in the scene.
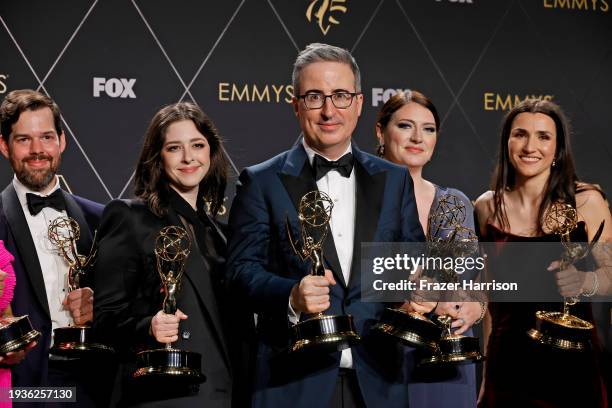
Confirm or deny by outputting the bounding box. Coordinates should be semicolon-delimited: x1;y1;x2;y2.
93;198;252;407
227;144;425;408
0;183;103;387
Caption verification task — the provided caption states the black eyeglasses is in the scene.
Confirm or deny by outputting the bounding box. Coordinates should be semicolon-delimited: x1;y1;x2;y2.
298;92;361;109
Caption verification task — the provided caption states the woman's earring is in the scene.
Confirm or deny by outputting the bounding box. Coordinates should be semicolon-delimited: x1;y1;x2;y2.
552;159;556;167
376;144;385;157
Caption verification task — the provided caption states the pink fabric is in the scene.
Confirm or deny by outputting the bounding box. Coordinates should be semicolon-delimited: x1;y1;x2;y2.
0;240;14;408
0;241;16;313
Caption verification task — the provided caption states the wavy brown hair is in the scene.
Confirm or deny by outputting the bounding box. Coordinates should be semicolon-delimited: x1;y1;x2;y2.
134;102;228;217
1;89;62;140
491;99;588;233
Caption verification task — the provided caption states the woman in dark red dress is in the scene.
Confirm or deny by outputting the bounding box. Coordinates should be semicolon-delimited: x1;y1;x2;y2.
474;99;610;408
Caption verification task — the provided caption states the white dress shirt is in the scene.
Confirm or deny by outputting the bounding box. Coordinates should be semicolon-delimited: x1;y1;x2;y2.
289;139;356;369
13;176;72;336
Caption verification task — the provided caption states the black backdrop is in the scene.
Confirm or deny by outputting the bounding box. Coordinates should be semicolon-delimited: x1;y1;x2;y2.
1;0;611;393
1;0;610;211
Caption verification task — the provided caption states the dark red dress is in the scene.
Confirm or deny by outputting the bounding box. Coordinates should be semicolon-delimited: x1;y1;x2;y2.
481;223;607;408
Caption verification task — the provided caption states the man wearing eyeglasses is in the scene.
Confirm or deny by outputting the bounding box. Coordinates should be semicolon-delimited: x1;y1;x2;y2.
227;43;424;408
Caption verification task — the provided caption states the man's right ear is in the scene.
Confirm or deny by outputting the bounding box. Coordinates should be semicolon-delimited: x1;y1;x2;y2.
0;136;9;159
59;132;66;154
292;97;299;117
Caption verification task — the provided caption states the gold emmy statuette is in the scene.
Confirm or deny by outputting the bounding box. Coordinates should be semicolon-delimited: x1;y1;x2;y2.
47;216;113;356
527;203;604;351
286;191;360;353
133;226;205;384
420;314;484;365
373;194;477;353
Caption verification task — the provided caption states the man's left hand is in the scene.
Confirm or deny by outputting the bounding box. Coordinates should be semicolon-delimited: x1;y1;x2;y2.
63;287;94;325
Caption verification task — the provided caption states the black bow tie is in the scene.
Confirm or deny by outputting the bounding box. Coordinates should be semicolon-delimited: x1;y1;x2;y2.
313;153;354;181
26;190;66;216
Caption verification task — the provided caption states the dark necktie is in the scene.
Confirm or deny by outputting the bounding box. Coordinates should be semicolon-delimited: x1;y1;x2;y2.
26;189;66;216
313;152;354;181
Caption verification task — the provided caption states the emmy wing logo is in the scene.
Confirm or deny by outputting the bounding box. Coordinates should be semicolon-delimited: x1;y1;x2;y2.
306;0;348;35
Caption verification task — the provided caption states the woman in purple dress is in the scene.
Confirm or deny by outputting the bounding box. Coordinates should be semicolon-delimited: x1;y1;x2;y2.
375;90;482;407
474;99;610;407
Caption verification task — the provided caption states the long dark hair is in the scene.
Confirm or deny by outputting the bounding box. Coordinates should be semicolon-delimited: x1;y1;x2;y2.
134;102;228;217
491;99;578;233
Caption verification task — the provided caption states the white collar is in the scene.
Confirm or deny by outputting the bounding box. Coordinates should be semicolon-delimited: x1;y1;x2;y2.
12;175;61;207
301;138;352;166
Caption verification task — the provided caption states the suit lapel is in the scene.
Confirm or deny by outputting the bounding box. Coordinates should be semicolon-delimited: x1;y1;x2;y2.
199;209;227;247
62;192;94;257
278;145;346;288
166;209;231;370
348;149;386;291
1;184;50;318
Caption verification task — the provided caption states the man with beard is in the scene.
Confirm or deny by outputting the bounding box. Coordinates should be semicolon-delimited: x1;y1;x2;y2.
0;89;109;407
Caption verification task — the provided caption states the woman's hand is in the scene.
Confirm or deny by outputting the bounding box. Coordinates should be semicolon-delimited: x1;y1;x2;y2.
400;300;437;314
435;302;483;334
548;260;585;298
150;309;188;344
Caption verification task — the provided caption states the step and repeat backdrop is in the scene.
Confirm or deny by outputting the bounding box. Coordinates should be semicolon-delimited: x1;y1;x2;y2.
1;0;611;388
1;0;611;212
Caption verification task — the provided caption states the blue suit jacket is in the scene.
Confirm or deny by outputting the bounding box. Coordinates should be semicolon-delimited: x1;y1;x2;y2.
227;144;425;408
0;183;103;387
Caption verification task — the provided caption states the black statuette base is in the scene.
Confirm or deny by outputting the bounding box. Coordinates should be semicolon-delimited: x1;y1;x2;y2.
134;348;206;385
372;308;442;352
421;334;484;366
290;314;361;353
527;310;593;351
0;315;41;355
50;326;115;357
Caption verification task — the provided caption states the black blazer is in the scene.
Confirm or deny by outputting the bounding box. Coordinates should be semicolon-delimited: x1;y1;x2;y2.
93;198;253;407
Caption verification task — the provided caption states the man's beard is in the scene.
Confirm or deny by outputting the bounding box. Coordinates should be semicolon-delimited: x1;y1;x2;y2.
12;153;60;192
